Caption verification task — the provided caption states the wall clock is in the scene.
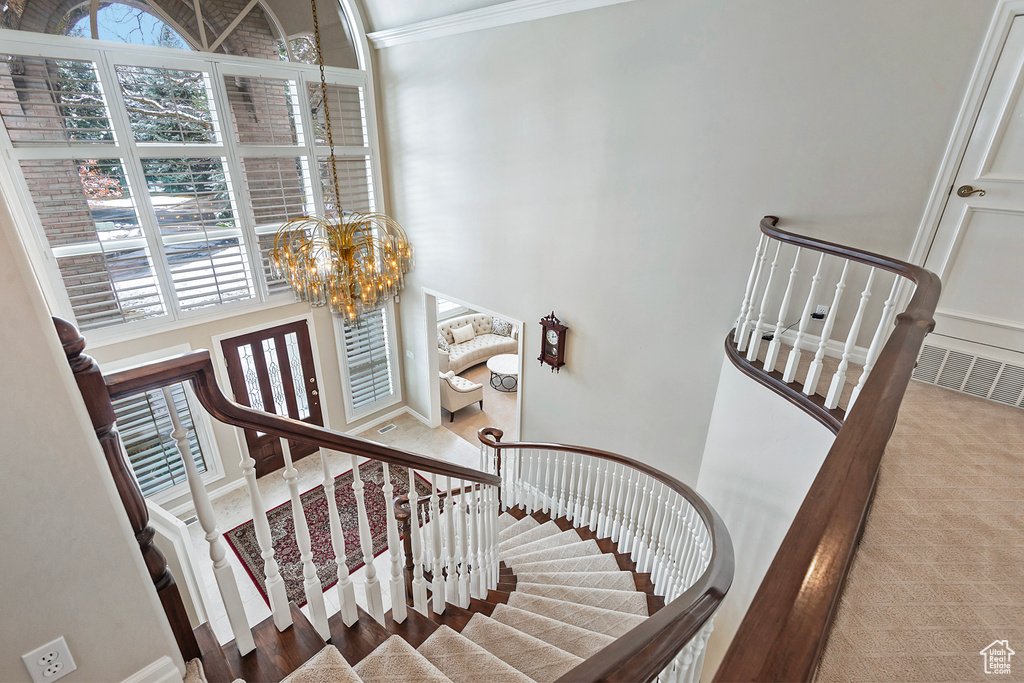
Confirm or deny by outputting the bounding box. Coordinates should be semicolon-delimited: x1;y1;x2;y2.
538;312;568;372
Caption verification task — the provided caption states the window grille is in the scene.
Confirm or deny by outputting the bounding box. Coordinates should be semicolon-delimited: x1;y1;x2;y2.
342;307;395;411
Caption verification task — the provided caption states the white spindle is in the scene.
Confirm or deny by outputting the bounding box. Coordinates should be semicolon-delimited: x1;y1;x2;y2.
555;452;569;518
608;463;624;543
543;451;555;514
598;460;614;537
589;459;604;532
850;276;901;408
380;463;407;623
536;452;549;513
350;455;385;623
783;252;826;383
747;241;783;361
584;457;598;530
458;482;471;607
619;468;638;554
280;440;329;639
320;448;357;627
826;267;876;409
444;477;460;604
238;439;291;631
734;234;768;344
737;235;771;352
162;388;254;654
572;454;585;522
764;247;801;372
428;474;445;614
631;476;652;564
470;484;484;599
805;260;850;396
407;469;429;615
489;486;500;588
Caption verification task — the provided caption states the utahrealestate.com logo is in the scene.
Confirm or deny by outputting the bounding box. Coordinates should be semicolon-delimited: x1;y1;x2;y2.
981;640;1015;675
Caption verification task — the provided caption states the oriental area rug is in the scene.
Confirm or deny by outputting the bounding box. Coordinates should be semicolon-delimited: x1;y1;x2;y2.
224;460;432;607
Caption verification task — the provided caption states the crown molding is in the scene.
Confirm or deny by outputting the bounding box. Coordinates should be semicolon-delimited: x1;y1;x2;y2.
366;0;638;49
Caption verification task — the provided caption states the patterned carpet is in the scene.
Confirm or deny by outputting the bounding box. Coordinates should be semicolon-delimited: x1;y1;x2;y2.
224;461;432;607
816;381;1024;682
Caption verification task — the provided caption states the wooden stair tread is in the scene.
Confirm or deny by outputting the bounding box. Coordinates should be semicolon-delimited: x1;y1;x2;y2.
194;622;233;683
212;603;326;682
328;605;392;666
385;607;440;649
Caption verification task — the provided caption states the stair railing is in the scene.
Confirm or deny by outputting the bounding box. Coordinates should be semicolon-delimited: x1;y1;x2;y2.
56;317;501;660
714;217;940;680
477;429;735;683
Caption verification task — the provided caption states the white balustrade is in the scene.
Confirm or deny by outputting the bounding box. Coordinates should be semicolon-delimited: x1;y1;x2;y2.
825;267;876;409
457;482;471;608
238;438;291;631
737;235;771;353
162;387;255;655
407;469;429;615
381;463;407;623
804;260;850;396
469;483;483;599
850;276;901;408
320;448;357;627
350;455;385;623
280;439;330;640
764;246;801;372
747;241;783;361
444;477;460;604
428;474;445;614
735;234;768;346
783;252;826;383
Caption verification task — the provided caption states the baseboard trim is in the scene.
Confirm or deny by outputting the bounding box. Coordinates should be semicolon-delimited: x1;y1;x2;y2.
348;405;412;436
121;656;181;683
404;406;433;427
366;0;638;49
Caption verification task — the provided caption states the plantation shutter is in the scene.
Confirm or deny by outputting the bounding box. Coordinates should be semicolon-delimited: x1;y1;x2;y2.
343;307;395;410
112;382;207;497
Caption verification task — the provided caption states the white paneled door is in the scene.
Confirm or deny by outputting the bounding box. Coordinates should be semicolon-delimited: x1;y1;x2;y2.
925;15;1024;354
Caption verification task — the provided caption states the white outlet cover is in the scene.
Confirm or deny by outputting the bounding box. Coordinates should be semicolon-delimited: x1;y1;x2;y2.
815;305;830;317
22;637;76;683
405;349;414;359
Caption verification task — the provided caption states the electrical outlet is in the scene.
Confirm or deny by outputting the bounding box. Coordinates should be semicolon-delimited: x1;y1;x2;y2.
22;637;76;683
813;304;829;319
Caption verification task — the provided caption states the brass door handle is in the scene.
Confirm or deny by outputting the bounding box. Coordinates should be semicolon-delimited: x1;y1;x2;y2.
957;185;986;197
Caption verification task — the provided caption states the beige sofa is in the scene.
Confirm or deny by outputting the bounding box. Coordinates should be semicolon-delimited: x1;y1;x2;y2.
437;313;517;375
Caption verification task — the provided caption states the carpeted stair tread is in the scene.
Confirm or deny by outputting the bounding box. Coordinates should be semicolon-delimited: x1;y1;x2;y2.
511;553;620;574
498;521;561;553
515;583;649;616
497;512;520;534
507;593;647;638
416;625;533;683
514;570;637;591
281;645;361;683
498;529;580;559
503;539;603;567
353;635;451;683
460;613;582;682
498;515;539;543
489;604;615;659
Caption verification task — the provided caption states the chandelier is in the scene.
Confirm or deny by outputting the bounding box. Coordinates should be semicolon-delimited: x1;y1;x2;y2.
271;0;412;322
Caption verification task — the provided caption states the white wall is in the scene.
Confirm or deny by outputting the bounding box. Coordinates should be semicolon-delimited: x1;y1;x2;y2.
0;193;181;681
696;357;836;679
374;0;991;484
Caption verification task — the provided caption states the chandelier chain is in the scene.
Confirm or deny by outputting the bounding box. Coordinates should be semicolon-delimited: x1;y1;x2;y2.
310;0;342;215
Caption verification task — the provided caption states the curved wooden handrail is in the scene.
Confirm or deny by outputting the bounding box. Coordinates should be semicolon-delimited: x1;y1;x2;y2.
478;428;735;682
105;350;500;486
713;217;941;681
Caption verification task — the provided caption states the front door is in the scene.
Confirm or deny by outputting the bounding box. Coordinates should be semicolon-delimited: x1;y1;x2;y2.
924;15;1024;355
221;319;323;476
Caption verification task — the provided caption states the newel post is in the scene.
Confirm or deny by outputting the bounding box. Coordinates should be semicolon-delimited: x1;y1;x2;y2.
53;317;201;661
394;495;415;599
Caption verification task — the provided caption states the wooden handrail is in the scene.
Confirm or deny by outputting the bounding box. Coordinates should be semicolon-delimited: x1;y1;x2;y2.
105;350;500;487
713;217;941;681
477;429;735;682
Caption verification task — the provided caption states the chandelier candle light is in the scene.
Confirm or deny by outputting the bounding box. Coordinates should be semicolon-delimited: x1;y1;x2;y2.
271;0;412;322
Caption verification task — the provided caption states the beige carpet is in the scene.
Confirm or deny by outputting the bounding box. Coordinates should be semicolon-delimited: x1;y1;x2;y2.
442;362;518;445
816;381;1024;682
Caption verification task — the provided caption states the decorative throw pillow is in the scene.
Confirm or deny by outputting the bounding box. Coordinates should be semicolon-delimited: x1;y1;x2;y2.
451;324;476;345
437;332;449;353
491;318;514;337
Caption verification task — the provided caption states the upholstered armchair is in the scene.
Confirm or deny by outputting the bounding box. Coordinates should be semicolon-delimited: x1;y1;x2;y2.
439;371;483;422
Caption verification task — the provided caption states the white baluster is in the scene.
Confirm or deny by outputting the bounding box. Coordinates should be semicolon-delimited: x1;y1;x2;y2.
747;241;783;361
597;460;613;537
471;484;484;599
764;247;801;372
619;468;638;554
238;439;291;631
737;235;771;352
607;463;623;543
571;454;584;522
850;276;901;408
458;482;471;608
444;477;460;604
279;440;329;639
320;448;357;627
734;234;768;344
805;260;850;396
380;463;407;623
558;453;571;519
350;455;384;623
542;451;555;514
428;474;445;614
407;469;429;615
535;451;548;514
783;252;826;383
489;486;500;589
162;388;254;655
826;267;877;409
631;475;652;564
643;482;666;574
584;456;597;531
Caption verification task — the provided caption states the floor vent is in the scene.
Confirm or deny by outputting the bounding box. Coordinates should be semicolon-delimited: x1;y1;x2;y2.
183;515;198;526
377;424;397;434
913;343;1024;409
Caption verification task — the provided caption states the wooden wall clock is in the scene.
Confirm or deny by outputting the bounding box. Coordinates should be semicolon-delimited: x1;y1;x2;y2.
538;312;568;372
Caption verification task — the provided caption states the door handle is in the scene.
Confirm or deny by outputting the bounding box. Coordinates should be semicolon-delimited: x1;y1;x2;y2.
957;185;986;197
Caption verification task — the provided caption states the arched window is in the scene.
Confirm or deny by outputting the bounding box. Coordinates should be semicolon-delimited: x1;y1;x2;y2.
66;3;191;50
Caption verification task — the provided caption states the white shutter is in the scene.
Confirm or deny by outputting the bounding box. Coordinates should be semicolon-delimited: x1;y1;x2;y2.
343;307;395;411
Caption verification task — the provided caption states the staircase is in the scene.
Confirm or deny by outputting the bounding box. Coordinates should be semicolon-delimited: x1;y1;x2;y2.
194;505;665;682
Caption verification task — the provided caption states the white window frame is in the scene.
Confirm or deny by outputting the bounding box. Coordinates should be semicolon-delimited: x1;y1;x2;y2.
104;344;225;505
0;26;386;347
334;299;403;424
